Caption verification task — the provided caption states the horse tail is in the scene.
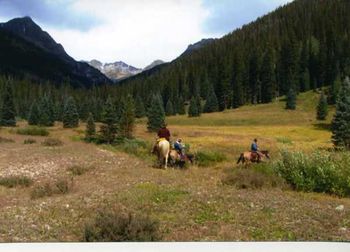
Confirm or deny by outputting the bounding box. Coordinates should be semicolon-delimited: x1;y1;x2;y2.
237;153;243;164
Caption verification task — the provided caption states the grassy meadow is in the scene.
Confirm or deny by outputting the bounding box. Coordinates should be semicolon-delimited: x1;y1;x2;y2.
0;90;350;242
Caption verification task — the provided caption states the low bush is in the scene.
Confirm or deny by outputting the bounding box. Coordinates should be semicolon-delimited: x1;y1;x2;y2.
0;175;33;188
115;138;151;159
195;150;226;167
273;150;350;197
41;138;63;147
16;127;49;136
24;138;36;144
0;137;14;143
67;165;94;176
84;209;161;241
223;164;286;189
30;178;72;199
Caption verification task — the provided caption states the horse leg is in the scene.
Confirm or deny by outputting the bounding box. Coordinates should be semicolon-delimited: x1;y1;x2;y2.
237;154;243;164
164;154;168;169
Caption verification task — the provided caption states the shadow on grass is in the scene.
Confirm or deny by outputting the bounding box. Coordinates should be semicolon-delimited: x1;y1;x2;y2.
313;123;331;131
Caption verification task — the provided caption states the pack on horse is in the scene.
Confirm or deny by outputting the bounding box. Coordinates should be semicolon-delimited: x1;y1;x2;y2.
237;150;270;164
169;149;194;168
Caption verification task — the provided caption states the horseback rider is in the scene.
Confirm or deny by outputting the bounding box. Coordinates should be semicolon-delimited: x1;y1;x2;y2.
251;138;263;162
157;122;170;141
152;122;171;155
174;138;185;160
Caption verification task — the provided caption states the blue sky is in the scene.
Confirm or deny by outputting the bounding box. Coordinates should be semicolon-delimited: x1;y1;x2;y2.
0;0;292;67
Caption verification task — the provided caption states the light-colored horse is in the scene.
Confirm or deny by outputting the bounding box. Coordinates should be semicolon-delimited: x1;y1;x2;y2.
155;139;170;169
237;150;270;165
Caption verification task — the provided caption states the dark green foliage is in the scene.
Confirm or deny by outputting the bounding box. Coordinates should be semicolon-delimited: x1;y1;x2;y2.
177;96;186;115
260;48;275;103
0;80;16;126
203;85;219;113
28;101;40;125
274;150;350;197
328;76;342;105
135;95;146;118
63;96;79;128
119;95;135;139
165;99;175;116
147;94;165;132
84;210;161;242
0;176;33;188
332;77;350;149
99;97;118;143
195;150;226;167
285;89;296;110
188;96;200;117
37;95;55;127
23;138;36;144
316;92;328;120
85;112;96;142
16;127;49;136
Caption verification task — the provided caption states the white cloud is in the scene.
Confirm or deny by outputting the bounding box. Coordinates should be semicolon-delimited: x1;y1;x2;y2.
44;0;210;68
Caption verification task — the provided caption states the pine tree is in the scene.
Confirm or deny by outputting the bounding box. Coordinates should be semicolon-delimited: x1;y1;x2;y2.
135;95;146;118
0;81;16;126
331;77;350;149
232;52;245;108
119;95;135;139
316;92;328;120
203;85;219;113
177;96;186;115
38;95;55;126
28;101;40;125
165;99;174;116
99;97;118;144
260;48;275;103
85;112;96;142
285;88;296;110
188;96;200;117
329;76;341;105
63;96;79;128
196;95;202;116
147;94;165;132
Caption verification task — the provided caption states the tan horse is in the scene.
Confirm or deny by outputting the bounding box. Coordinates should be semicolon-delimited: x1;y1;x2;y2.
237;150;270;164
153;139;170;169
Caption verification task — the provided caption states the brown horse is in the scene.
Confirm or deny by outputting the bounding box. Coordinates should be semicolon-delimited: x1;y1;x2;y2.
169;150;194;168
237;150;270;164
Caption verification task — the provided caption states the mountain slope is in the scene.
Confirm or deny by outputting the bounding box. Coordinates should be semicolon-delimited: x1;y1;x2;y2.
117;0;350;111
86;59;165;81
0;17;111;88
86;60;142;80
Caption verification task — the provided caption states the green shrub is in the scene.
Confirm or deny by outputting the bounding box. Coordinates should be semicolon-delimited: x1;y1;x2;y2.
30;183;53;199
0;137;14;143
223;164;286;189
195;150;226;167
0;175;33;188
41;138;63;146
30;178;72;199
24;138;36;144
16;127;49;136
84;210;161;241
273;150;350;197
67;165;93;176
115;138;150;159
